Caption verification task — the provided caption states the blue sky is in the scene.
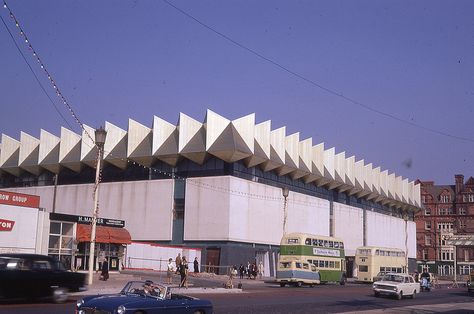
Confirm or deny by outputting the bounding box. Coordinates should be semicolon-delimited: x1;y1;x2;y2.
1;0;473;184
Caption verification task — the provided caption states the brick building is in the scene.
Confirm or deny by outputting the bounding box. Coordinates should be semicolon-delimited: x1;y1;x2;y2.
416;175;474;276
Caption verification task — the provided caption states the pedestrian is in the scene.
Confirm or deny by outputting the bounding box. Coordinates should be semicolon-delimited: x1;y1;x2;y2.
194;257;199;273
239;264;245;279
227;265;238;288
166;258;174;284
175;253;182;274
100;258;109;281
179;256;188;288
246;261;251;279
414;271;419;283
258;260;264;279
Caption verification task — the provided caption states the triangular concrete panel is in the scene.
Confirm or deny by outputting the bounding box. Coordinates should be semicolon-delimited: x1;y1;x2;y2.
178;113;207;164
104;121;128;169
244;120;270;168
19;132;40;175
277;133;299;176
261;127;285;171
127;119;153;166
59;127;82;172
208;124;253;162
205;110;229;151
345;155;355;187
334;151;346;184
231;113;255;153
80;124;97;168
38;129;60;173
354;159;365;190
152;116;179;165
0;134;21;176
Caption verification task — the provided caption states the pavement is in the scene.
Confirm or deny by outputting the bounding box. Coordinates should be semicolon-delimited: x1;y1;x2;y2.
71;270;466;298
71;270;248;297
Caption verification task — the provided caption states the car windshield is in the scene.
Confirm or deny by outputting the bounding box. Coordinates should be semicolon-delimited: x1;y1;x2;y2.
122;281;169;300
381;274;404;283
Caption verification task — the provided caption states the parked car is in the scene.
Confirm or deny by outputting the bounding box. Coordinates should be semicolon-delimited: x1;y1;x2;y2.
76;280;214;314
0;253;86;303
373;273;420;300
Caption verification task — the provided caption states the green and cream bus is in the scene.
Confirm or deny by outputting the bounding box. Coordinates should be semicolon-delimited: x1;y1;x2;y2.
276;233;347;287
355;246;406;282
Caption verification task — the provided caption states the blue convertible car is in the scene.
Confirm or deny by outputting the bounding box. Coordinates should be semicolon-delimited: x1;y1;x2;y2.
76;280;213;314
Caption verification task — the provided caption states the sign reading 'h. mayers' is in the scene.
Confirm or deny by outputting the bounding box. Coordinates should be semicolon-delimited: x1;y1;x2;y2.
0;219;15;231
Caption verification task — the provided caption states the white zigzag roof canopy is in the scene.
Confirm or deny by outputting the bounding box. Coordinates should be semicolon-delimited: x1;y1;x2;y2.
0;109;421;211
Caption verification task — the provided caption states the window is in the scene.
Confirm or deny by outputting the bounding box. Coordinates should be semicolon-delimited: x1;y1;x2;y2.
425;208;431;215
305;238;311;245
459;220;467;229
439;249;454;261
425;221;431;230
425;235;431;245
465;249;469;262
440;195;450;203
464;194;474;203
359;265;368;272
438;222;454;232
447;208;453;215
439;208;447;215
287;238;299;244
422;249;428;260
459;208;466;215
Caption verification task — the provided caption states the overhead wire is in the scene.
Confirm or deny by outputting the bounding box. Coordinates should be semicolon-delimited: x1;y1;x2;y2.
162;0;474;144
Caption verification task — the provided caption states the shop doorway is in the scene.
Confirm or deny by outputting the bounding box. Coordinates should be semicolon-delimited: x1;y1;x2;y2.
206;248;220;274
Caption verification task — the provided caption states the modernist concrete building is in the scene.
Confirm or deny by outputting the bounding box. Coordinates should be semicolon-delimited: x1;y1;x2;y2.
0;110;421;276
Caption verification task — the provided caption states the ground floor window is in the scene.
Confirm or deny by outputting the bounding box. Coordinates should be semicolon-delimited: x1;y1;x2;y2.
74;242;124;271
48;221;75;270
438;264;454;276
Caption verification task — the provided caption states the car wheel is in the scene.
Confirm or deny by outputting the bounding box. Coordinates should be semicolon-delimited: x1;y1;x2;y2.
52;287;68;304
296;281;303;288
280;283;286;287
411;290;417;299
193;311;205;314
397;291;403;300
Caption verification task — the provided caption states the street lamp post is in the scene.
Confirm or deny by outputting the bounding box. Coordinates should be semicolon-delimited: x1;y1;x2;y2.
282;187;289;235
88;126;107;286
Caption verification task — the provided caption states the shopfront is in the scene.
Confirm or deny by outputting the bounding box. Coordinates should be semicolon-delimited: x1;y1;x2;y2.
49;213;131;271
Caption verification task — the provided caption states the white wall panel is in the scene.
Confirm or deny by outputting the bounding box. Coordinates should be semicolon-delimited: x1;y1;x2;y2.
366;211;416;259
0;204;38;253
333;203;363;256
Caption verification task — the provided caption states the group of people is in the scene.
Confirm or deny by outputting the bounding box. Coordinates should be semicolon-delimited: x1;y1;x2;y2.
238;261;264;280
166;253;200;287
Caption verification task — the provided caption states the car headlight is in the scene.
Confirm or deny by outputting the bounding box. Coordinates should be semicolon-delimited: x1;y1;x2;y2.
373;284;377;289
76;299;84;308
117;305;126;314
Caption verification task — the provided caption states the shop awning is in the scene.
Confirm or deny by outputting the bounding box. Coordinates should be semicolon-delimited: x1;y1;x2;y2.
76;224;132;244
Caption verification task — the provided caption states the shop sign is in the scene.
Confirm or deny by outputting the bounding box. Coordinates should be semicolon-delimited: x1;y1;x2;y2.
0;190;40;208
49;213;125;228
0;219;15;231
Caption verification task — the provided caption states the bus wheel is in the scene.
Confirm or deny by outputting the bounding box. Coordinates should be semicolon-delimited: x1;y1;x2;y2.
280;283;286;287
296;281;303;288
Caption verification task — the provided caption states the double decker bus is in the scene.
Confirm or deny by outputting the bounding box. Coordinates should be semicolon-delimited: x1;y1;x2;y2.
355;246;406;282
276;233;347;287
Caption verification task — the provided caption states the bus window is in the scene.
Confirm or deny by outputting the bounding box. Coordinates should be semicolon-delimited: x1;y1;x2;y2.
305;238;311;245
312;239;318;246
318;239;323;247
340;242;344;248
334;242;339;248
287;238;299;244
295;262;302;269
303;263;309;270
324;261;329;268
380;267;386;272
323;240;328;247
375;249;380;255
280;262;292;269
359;265;368;272
319;261;324;268
335;261;340;269
313;260;318;266
329;241;334;248
329;261;335;268
308;259;313;264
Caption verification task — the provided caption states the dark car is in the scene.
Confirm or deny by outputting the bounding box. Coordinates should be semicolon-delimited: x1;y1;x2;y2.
76;280;213;314
0;253;86;303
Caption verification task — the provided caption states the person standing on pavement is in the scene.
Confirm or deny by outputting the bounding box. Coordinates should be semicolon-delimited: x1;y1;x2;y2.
258;261;264;279
239;264;245;279
175;253;182;274
179;256;188;288
193;257;199;273
166;258;174;284
100;258;109;281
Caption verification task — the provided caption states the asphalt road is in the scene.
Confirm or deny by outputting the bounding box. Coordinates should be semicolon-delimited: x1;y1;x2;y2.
1;281;474;314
